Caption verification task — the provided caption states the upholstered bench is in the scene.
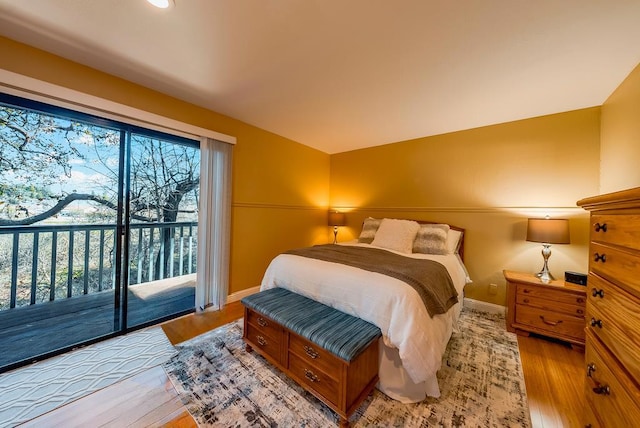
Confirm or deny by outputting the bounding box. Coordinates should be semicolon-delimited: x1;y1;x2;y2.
241;287;381;428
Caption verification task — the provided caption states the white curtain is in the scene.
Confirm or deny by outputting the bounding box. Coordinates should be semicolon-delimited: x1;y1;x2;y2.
196;137;233;311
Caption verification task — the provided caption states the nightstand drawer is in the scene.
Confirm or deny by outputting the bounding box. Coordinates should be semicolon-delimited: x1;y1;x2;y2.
516;284;586;307
516;293;585;317
591;214;640;252
515;305;585;341
590;242;640;300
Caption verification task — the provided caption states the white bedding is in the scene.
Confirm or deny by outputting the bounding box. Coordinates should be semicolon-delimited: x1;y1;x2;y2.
260;242;470;402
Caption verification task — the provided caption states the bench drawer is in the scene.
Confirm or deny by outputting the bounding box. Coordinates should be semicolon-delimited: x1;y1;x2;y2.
245;322;282;363
289;352;340;406
289;332;341;381
246;309;282;340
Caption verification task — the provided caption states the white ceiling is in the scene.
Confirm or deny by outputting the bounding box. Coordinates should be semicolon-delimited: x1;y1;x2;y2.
1;0;639;154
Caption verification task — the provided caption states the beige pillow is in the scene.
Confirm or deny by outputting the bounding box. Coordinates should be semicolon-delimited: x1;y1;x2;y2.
413;223;450;254
447;229;463;254
371;218;420;254
358;217;382;243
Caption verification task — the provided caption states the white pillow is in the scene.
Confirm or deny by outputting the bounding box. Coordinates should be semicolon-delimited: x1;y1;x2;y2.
446;229;463;254
371;218;420;254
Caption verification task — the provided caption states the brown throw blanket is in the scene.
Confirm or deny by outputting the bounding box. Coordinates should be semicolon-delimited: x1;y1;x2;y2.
285;245;458;317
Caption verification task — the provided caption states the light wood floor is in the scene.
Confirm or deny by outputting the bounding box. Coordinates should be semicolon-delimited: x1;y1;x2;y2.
22;302;584;427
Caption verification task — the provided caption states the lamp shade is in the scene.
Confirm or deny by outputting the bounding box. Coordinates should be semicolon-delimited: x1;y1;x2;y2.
526;218;570;244
328;211;346;227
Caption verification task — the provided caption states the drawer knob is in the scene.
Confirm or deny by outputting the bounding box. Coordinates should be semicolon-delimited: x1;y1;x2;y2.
539;316;562;327
590;318;603;329
304;345;319;359
576;297;585;304
257;317;268;327
592;385;610;395
577;309;584;315
594;222;608;233
522;288;531;294
304;368;319;383
523;298;530;303
593;253;607;263
256;335;267;346
591;288;604;298
587;363;596;378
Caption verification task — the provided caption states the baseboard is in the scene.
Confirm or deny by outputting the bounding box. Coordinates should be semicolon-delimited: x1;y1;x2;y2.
464;298;506;315
227;286;261;303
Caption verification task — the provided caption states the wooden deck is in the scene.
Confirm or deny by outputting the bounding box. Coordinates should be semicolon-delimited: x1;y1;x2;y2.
0;279;195;371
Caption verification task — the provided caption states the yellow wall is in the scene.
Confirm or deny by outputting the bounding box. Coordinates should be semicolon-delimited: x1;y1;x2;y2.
0;36;331;295
600;63;640;193
330;108;601;305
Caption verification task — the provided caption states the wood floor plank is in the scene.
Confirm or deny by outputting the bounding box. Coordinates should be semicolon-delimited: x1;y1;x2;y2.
518;334;585;428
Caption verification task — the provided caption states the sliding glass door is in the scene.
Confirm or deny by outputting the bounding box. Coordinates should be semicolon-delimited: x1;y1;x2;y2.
0;93;198;371
125;133;200;328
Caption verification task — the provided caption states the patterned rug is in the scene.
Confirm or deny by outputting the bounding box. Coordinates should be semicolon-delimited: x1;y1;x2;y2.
164;308;531;427
0;326;176;428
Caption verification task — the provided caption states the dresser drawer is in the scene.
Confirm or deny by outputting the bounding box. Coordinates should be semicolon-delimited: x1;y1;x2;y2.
590;242;640;300
245;322;282;363
585;333;640;427
591;214;640;251
516;293;585;317
289;352;340;405
289;332;341;381
515;305;585;341
246;309;283;340
586;276;640;383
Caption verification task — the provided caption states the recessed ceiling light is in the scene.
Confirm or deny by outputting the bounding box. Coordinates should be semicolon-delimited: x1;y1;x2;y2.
147;0;174;9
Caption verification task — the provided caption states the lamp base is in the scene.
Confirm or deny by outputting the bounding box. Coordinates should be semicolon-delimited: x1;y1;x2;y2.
333;226;338;244
536;243;554;284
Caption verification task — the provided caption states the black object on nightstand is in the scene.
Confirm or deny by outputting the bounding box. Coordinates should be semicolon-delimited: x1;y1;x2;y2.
564;271;587;286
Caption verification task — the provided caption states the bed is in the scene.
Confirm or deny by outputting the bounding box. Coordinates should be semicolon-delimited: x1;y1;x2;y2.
260;218;471;403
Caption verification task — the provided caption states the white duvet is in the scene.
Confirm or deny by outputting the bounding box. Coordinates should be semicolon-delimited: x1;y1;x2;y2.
260;242;469;399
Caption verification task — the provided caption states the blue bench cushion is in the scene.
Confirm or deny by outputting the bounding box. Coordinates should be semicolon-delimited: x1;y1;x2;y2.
242;287;381;362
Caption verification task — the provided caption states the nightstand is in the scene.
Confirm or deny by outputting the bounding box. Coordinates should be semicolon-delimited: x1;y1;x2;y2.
504;270;586;350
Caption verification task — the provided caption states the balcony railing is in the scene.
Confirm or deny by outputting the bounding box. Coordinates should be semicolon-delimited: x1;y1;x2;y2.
0;221;198;310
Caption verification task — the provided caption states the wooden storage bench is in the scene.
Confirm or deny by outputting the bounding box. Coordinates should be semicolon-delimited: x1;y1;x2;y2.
241;287;381;428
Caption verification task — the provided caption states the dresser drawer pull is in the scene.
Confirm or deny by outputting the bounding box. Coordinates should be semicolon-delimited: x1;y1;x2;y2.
256;335;267;346
594;222;607;233
576;297;585;304
592;385;610;395
257;317;268;327
593;253;606;263
586;363;596;378
303;345;319;359
591;288;604;298
522;288;531;294
304;368;319;383
576;309;584;315
523;298;530;303
590;318;603;328
539;316;562;327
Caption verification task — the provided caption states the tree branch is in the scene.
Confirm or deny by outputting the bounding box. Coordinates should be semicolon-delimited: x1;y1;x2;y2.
0;193;156;226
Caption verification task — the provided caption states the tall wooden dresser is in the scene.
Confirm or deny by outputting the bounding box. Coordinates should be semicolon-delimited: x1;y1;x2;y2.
577;187;640;427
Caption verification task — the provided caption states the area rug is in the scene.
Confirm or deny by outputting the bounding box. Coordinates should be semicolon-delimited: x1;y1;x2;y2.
0;326;176;428
164;308;531;427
